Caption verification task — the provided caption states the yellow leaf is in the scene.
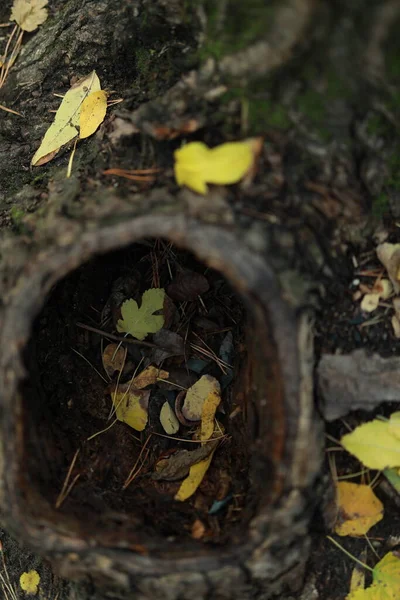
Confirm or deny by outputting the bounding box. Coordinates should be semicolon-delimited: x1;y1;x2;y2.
160;401;179;435
389;411;400;440
32;71;101;166
335;482;383;536
112;388;149;431
117;288;165;340
174;448;216;502
174;140;255;195
341;419;400;470
79;90;108;139
11;0;48;32
183;375;221;430
373;551;400;594
19;570;40;595
346;587;379;600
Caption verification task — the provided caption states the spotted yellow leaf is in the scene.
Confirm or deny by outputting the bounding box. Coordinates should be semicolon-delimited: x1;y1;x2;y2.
335;482;383;536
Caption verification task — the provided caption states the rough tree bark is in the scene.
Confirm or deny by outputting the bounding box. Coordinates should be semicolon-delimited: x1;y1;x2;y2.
0;0;399;598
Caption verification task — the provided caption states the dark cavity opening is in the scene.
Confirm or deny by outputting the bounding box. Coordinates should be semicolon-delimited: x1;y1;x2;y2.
23;239;260;550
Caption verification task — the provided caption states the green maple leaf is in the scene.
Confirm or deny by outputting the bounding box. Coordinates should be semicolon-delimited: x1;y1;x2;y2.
117;288;165;340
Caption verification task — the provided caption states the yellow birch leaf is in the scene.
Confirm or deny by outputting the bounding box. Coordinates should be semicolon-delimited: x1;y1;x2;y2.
112;388;149;431
341;419;400;470
79;90;108;139
335;482;383;536
31;71;101;166
372;552;400;600
11;0;48;32
19;570;40;595
174;448;216;502
174;140;255;195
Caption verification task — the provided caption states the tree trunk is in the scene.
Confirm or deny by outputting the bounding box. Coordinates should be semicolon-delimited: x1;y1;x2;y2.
0;0;399;598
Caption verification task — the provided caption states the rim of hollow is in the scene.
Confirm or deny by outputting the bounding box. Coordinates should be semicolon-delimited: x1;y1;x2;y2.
0;213;302;573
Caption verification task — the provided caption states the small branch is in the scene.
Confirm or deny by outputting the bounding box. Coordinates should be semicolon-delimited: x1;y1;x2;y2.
76;322;159;348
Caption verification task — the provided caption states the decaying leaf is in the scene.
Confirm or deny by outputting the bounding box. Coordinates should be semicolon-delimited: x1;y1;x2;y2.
151;329;185;365
335;482;383;536
131;365;169;389
102;343;127;377
32;71;101;166
19;570;40;595
111;386;150;431
79;90;108;139
11;0;48;32
160;401;179;435
117;288;165;340
341;419;400;470
152;440;218;481
174;449;216;502
174;139;258;195
182;375;221;425
167;268;209;302
377;243;400;293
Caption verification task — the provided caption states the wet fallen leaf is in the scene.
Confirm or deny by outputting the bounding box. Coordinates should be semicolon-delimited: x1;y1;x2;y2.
151;329;185;364
167;268;209;302
32;71;101;166
11;0;48;32
335;482;383;536
341;419;400;469
102;343;127;378
160;401;179;435
174;139;258;195
174;448;216;502
152;440;218;481
377;243;400;294
117;288;165;340
19;570;40;595
79;90;108;139
111;386;150;431
131;365;169;389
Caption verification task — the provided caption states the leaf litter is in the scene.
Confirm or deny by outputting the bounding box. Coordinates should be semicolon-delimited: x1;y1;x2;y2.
33;240;248;544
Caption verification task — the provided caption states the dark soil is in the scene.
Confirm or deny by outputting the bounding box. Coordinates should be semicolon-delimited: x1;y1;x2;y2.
25;239;251;549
